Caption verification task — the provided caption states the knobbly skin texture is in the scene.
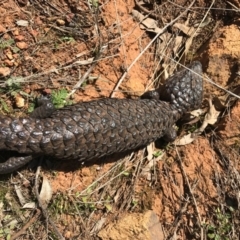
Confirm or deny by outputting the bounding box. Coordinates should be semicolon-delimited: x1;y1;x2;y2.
0;61;203;174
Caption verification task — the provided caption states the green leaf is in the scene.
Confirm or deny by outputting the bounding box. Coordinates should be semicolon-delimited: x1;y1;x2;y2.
82;196;88;203
121;171;130;176
0;99;9;113
207;233;216;239
104;203;112;211
153;150;162;157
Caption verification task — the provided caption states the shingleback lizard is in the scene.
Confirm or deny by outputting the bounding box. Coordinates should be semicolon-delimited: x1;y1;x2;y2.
0;61;203;174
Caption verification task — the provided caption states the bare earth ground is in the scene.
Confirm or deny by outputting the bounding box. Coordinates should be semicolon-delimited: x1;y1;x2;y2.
0;0;240;239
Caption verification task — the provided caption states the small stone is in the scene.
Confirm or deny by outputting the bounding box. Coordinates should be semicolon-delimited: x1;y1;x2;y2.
16;41;28;49
57;19;65;25
24;55;33;61
13;29;19;36
35;16;43;25
0;24;6;33
6;52;13;60
15;35;25;41
0;67;11;77
16;20;29;27
98;211;164;240
44;28;50;33
15;95;25;108
30;29;38;37
4;59;14;67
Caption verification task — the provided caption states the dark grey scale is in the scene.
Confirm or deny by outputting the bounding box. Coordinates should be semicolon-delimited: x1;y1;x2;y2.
70;147;81;158
27;138;42;153
125;119;135;130
120;116;128;127
29;121;42;133
0;116;11;125
86;106;95;114
22;118;37;132
54;148;65;158
50;132;63;147
40;137;54;154
99;144;108;155
95;108;105;118
118;106;130;117
76;142;89;154
42;130;54;140
71;112;83;122
10;119;23;133
60;115;74;125
107;119;115;129
127;113;137;123
135;122;144;132
81;110;91;121
17;130;30;141
118;127;128;138
90;121;103;135
77;119;93;134
92;131;102;144
63;144;76;158
53;122;66;133
5;133;19;149
108;109;120;119
122;101;130;108
71;105;86;113
99;128;110;140
66;120;79;132
14;140;28;153
89;111;102;123
101;113;114;125
72;126;84;142
43;118;53;128
131;127;138;138
96;100;105;108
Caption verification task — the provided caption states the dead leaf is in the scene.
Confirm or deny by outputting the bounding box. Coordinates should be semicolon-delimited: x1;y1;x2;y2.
173;23;196;36
91;217;107;234
16;20;29;27
175;99;220;145
74;57;94;65
22;202;36;209
204;98;220;125
173;36;183;57
14;184;26;206
132;10;162;33
39;176;52;208
175;132;199;145
146;142;154;161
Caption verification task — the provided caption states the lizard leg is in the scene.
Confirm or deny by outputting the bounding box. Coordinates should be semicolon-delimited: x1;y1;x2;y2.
30;95;56;118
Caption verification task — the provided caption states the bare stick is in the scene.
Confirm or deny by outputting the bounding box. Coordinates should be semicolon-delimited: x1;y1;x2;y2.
175;147;204;240
10;209;41;240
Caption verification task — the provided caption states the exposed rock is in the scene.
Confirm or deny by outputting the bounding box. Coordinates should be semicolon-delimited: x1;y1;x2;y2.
98;211;164;240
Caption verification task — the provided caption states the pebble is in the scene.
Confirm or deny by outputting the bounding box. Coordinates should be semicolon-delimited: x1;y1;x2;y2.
16;41;28;49
0;67;11;77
